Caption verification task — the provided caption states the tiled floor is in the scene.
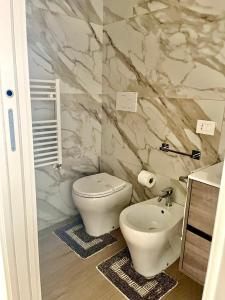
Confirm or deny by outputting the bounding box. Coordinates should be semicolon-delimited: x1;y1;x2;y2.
38;221;203;300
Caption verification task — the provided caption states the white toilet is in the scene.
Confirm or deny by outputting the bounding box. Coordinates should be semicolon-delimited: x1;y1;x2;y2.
72;173;132;237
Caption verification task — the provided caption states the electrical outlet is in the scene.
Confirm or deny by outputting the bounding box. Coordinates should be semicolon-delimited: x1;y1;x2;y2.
116;92;138;112
196;120;216;136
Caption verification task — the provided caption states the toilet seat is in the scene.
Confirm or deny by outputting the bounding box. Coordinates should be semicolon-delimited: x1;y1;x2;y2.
72;173;127;198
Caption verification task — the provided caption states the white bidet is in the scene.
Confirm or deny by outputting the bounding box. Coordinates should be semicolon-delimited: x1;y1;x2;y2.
120;197;184;277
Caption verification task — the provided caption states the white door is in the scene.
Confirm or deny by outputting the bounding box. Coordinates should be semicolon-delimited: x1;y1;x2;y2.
0;0;41;299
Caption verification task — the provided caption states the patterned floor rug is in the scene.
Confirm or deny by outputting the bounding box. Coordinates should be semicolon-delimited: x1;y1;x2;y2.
54;221;117;259
97;248;178;300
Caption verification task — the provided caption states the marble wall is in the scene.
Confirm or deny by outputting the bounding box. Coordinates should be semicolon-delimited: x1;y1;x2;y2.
27;0;225;230
101;0;225;205
26;0;102;230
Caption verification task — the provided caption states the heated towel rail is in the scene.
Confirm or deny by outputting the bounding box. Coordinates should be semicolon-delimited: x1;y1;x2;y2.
30;79;62;168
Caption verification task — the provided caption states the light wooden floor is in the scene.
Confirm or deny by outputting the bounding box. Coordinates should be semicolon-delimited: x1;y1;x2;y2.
39;222;203;300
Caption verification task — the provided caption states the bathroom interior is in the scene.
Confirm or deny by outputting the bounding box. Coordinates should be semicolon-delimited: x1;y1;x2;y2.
26;0;225;299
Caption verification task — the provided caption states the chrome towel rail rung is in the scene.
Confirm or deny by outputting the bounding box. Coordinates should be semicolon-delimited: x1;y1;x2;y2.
33;141;58;147
31;91;56;96
33;130;57;136
34;146;58;153
30;85;56;90
31;97;56;101
30;79;55;83
33;136;58;142
32;120;57;124
32;125;57;130
34;161;57;168
35;151;58;158
34;156;58;164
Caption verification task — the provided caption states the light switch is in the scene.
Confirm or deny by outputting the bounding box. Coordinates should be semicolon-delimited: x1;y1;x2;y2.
116;92;138;112
196;120;216;136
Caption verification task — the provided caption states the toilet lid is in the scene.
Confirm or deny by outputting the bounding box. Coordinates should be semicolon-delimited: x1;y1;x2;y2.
72;173;127;198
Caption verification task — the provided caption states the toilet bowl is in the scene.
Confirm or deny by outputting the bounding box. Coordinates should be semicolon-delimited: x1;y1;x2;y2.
72;173;132;237
120;197;184;277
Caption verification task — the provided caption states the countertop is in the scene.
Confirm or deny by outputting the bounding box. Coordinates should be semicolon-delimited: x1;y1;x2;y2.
189;162;223;188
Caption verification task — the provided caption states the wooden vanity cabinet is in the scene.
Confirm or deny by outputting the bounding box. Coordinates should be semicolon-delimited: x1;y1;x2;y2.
179;179;219;285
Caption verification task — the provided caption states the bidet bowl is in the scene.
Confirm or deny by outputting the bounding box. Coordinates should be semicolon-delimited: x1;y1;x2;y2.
120;197;184;277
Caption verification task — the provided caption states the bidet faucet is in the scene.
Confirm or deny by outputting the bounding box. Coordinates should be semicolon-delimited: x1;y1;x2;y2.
157;187;173;207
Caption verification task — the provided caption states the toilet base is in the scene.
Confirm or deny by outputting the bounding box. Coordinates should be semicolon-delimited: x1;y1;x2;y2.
81;212;120;237
73;181;133;237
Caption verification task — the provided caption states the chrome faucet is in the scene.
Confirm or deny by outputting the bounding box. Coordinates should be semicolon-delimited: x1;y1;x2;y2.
179;175;188;184
158;187;173;207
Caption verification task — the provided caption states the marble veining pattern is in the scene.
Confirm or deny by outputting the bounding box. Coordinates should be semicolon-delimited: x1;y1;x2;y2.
104;0;150;24
103;1;225;100
27;3;102;96
27;0;225;229
104;0;225;25
101;94;224;204
27;0;103;24
27;0;103;230
101;0;225;205
35;94;101;230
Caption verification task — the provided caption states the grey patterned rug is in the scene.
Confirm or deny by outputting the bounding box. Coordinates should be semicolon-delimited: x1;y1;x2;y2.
54;220;117;259
97;248;178;300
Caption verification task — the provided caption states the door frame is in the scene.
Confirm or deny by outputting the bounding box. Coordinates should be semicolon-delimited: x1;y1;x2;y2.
0;0;41;299
1;0;225;300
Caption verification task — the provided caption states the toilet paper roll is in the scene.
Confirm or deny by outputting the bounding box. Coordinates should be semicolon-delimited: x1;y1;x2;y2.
138;170;156;188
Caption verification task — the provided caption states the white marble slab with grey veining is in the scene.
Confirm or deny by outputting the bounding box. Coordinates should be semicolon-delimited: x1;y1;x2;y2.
27;2;103;97
34;94;102;230
27;0;225;229
101;0;225;206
